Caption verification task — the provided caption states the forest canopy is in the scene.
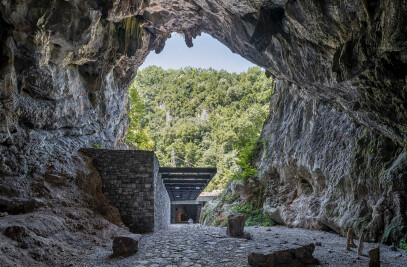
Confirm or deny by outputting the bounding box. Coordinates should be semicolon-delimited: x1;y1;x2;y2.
127;66;274;191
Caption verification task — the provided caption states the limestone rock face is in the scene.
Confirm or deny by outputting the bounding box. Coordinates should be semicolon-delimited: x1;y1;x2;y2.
0;0;406;262
256;81;406;243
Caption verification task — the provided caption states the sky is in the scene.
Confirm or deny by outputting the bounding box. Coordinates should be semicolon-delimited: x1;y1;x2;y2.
140;33;256;73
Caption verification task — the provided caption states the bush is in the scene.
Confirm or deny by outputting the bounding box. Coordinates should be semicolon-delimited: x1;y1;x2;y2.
400;239;407;254
230;203;274;227
214;216;227;227
232;137;259;182
221;192;239;204
129;66;274;191
93;143;103;148
200;206;214;224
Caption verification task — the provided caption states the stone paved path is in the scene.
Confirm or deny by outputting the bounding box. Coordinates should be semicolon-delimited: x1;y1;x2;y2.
83;224;406;266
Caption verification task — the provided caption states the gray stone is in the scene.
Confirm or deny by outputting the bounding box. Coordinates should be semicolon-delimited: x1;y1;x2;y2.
244;232;253;240
263;206;284;225
112;234;142;257
248;243;319;267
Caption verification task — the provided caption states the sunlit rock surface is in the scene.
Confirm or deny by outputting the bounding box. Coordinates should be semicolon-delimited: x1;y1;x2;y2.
0;0;406;264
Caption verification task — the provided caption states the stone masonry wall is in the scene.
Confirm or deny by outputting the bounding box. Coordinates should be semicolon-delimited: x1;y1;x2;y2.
80;149;170;233
154;155;171;229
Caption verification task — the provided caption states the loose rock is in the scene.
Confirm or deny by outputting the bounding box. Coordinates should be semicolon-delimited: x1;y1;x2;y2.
112;234;142;257
244;232;253;240
248;243;319;267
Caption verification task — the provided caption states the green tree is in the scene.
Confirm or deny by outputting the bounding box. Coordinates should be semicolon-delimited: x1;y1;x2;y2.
128;66;275;191
126;84;154;150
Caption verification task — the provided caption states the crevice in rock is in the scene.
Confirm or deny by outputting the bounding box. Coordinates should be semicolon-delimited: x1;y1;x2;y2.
250;3;287;52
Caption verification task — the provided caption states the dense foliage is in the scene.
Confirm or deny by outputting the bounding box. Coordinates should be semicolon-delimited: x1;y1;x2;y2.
400;239;407;254
127;66;274;191
230;203;274;226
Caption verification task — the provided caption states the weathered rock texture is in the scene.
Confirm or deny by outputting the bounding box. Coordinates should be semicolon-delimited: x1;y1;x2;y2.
248;243;319;267
0;0;406;263
0;152;127;266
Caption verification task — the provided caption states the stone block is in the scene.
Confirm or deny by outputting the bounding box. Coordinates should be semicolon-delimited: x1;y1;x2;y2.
248;244;319;267
369;246;380;267
227;213;245;237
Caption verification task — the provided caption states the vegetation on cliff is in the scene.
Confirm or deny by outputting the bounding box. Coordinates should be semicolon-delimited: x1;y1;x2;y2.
126;66;274;191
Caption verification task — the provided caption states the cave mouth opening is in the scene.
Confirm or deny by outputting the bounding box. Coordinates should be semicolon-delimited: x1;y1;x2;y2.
126;32;274;222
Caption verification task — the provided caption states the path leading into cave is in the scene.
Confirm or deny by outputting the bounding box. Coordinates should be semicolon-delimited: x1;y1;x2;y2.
83;225;405;267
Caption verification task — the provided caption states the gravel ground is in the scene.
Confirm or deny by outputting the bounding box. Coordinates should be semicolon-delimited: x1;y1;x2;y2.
82;224;406;266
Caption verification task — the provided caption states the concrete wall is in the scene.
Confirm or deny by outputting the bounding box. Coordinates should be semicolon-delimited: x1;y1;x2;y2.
80;149;170;233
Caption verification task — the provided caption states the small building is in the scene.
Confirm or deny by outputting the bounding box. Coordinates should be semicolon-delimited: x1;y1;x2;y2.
81;149;171;233
159;167;217;224
81;149;217;231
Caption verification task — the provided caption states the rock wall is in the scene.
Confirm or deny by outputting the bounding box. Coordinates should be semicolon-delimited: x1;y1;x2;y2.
81;149;170;233
0;1;406;262
0;150;126;266
256;81;406;243
154;155;171;230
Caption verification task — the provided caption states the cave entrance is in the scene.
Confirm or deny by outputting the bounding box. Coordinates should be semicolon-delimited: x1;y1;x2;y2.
127;32;273;225
140;33;256;73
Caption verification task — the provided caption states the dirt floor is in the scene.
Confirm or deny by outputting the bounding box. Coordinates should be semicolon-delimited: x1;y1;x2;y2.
82;224;407;266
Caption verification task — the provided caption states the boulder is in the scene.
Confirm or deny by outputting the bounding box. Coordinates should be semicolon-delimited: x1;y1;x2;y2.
227;213;245;237
263;206;284;225
112;234;142;257
248;243;319;267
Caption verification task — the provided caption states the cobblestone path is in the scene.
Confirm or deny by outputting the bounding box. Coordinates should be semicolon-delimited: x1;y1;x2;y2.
84;224;406;266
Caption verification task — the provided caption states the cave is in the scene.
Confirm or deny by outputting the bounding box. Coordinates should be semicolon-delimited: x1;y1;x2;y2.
0;0;406;265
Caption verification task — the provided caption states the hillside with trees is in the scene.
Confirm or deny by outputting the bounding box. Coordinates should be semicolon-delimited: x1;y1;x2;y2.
127;66;274;191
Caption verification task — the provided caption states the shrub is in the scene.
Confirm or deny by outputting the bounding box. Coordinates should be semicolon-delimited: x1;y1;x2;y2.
93;143;102;148
232;141;259;182
400;239;407;254
359;218;368;230
200;206;214;224
230;203;274;227
221;192;239;204
214;216;227;227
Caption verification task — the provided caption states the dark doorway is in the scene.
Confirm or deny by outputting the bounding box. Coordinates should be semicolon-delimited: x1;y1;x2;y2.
171;204;202;223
